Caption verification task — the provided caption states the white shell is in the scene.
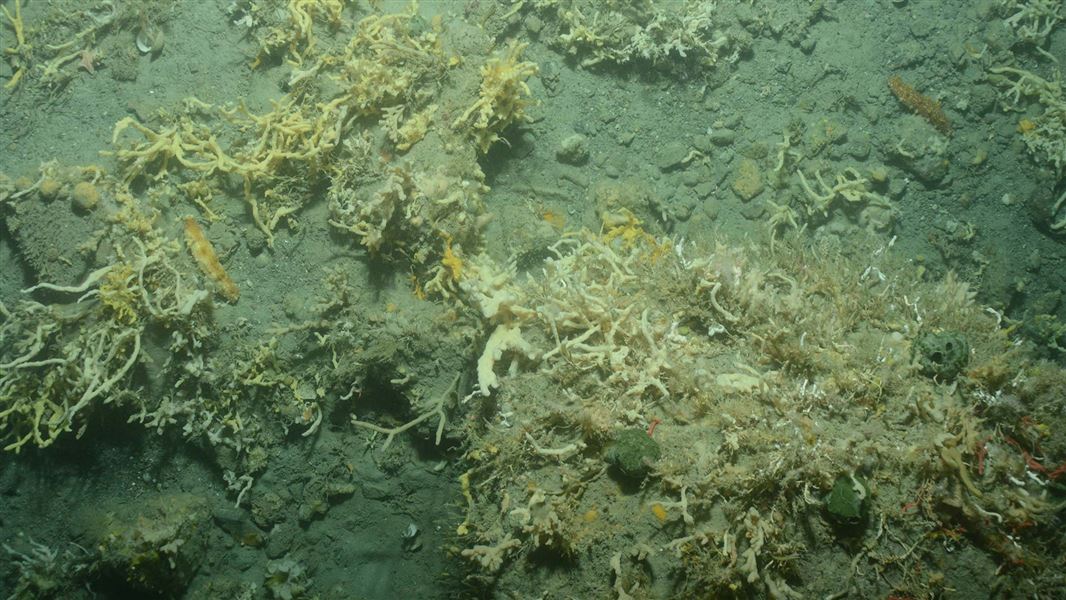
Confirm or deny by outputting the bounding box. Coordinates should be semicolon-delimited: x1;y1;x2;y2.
135;31;152;54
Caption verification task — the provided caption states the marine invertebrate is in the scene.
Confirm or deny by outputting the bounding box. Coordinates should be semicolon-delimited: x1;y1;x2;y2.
461;535;520;573
183;217;239;303
912;330;970;380
96;494;209;593
764;198;800;251
889;75;952;136
825;473;868;525
1;267;143;451
332;5;446;117
509;487;573;554
554;2;733;69
1001;0;1063;46
988;66;1066;174
1050;189;1066;231
796;166;895;231
452;40;539;153
1;0;29;89
604;428;662;480
111;97;344;245
0;225;211;453
78;48;98;74
71;180;100;210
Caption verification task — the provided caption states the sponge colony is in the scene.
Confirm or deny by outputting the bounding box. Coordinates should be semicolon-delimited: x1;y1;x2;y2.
38;178;63;199
71;181;100;211
912;331;970;380
604;428;662;480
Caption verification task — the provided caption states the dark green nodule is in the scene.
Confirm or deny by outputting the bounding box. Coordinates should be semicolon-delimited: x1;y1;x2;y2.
912;331;970;380
826;474;867;524
605;428;661;480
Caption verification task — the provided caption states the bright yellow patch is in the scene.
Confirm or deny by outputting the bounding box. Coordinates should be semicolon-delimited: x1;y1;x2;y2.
541;209;566;229
604;213;671;261
651;503;668;524
583;509;599;523
604;212;647;248
442;239;463;281
412;278;426;300
1018;118;1037;134
99;264;139;324
457;470;474;536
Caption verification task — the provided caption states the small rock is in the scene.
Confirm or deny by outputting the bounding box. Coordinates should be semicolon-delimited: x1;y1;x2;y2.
739;200;766;221
846;139;870;161
245;227;268;256
910;17;934;39
681;169;702;187
1031;290;1060;314
283;292;313;322
709;128;736;146
525;14;543;34
730;158;765;201
692;134;714;153
265;523;297;559
666;189;698;222
657;141;689;171
888;177;908;198
701;201;720;221
694;181;716;199
1025;250;1043;274
556;133;589;165
895;151;948;185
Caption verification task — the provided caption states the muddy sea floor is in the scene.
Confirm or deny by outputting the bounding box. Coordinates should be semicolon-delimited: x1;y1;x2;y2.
1;0;1065;598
